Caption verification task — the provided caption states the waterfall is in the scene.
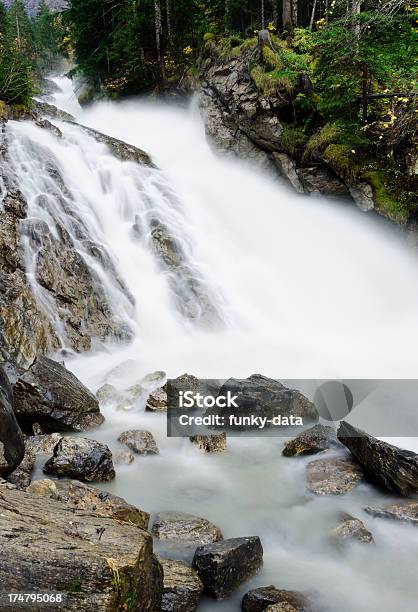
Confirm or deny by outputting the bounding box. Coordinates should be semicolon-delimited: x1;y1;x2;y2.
7;76;418;612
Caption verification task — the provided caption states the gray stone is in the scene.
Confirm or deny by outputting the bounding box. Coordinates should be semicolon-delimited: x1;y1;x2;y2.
118;430;159;455
0;365;24;477
331;513;374;544
272;153;305;193
159;557;203;612
152;511;223;545
365;501;418;525
282;425;340;457
146;385;168;411
193;536;263;599
348;181;374;212
242;586;310;611
298;166;348;197
190;433;227;453
338;421;418;495
43;436;115;482
306;456;363;495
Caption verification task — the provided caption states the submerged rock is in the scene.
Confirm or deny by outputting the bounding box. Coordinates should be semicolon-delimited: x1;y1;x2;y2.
282;424;340;457
96;382;143;411
114;450;135;465
118;430;159;455
338;421;418;495
9;357;104;433
189;433;227;453
158;557;203;612
306;456;363;495
242;586;310;611
80;125;155;167
152;511;223;545
0;480;163;611
331;513;374;544
364;501;418;525
43;436;115;482
0;365;25;477
193;536;263;599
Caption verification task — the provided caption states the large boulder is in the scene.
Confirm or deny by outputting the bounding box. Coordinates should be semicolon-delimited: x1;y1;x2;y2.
242;586;311;611
306;456;363;495
158;557;203;612
118;430;159;455
298;166;348;197
207;375;318;431
272;153;304;194
43;436;115;482
282;425;340;457
0;481;162;611
193;536;263;599
0;365;24;477
364;501;418;525
152;511;223;545
338;421;418;495
7;357;104;433
8;433;62;488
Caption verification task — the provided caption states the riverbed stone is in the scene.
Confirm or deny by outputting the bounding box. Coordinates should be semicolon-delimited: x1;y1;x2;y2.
114;450;135;464
193;536;263;599
0;480;163;610
43;436;115;482
9;357;104;433
7;433;62;489
242;586;310;611
331;513;374;544
146;384;168;411
118;430;159;455
189;433;227;453
282;424;340;457
152;511;223;544
364;501;418;525
306;456;363;495
338;421;418;495
158;557;203;612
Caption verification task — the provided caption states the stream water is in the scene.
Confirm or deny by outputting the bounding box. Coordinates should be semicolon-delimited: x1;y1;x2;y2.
8;76;418;610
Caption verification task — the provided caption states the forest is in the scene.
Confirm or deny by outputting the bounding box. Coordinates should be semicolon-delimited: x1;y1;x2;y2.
0;0;417;216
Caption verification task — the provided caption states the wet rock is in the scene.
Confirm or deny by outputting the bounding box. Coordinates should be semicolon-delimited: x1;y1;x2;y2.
364;501;418;525
208;375;318;431
242;586;310;611
338;421;418;495
348;181;374;212
43;436;115;482
190;433;227;453
96;382;143;410
80;125;155;167
114;450;135;465
331;513;374;544
298;166;348;197
118;430;159;455
96;383;121;404
0;365;25;476
282;425;340;457
32;99;75;122
193;536;263;599
0;481;163;611
306;456;363;495
272;153;304;194
158;557;203;612
9;357;104;433
146;384;168;411
152;511;223;545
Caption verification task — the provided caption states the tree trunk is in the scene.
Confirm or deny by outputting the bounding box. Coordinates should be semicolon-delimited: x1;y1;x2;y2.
271;0;278;28
291;0;298;28
348;0;361;37
225;0;230;32
154;0;165;80
261;0;265;29
166;0;173;47
282;0;292;30
309;0;318;30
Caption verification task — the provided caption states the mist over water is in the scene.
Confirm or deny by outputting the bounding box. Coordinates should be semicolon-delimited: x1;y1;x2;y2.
17;77;418;611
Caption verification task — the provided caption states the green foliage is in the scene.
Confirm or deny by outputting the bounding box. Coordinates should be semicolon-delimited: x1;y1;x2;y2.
280;124;307;157
34;1;60;71
323;144;361;180
362;169;410;224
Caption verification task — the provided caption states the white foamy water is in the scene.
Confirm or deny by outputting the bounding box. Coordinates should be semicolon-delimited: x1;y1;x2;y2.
12;76;418;611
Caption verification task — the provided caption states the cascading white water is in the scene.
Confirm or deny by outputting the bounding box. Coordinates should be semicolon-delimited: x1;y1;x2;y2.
15;77;418;611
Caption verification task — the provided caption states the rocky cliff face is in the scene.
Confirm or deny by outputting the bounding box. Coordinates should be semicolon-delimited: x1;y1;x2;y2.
197;45;389;218
1;0;67;17
0;106;151;367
